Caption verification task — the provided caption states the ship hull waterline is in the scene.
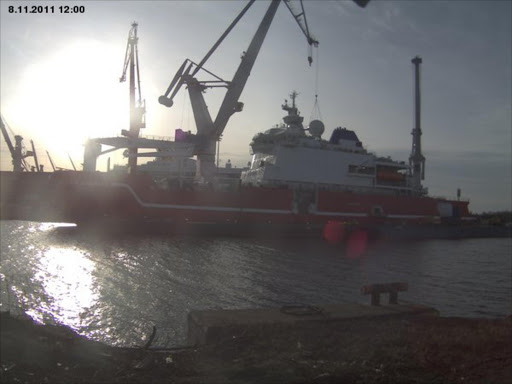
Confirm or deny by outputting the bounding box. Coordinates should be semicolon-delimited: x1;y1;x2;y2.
2;170;501;241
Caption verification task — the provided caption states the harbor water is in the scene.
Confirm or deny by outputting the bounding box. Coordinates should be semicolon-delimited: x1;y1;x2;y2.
1;221;510;348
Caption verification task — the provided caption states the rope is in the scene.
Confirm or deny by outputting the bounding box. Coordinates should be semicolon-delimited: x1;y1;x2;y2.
315;44;319;97
309;45;322;122
180;90;186;129
186;94;191;131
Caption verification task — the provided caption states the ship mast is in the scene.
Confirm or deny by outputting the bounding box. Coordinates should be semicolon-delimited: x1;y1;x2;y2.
409;56;426;193
281;91;305;135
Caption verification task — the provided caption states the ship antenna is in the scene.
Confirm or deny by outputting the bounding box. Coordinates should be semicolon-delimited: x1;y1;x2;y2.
290;91;298;108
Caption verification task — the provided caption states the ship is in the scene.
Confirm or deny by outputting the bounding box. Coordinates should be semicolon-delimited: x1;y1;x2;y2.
112;157;247;191
0;83;471;237
0;0;480;239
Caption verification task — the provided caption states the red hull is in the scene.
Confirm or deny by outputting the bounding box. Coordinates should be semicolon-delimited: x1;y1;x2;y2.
0;171;470;233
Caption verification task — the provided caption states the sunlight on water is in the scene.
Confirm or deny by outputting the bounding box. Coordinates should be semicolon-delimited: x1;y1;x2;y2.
28;247;98;330
37;223;77;232
0;221;510;348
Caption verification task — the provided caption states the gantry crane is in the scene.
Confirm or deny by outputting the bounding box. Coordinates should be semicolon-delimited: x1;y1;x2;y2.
120;21;146;174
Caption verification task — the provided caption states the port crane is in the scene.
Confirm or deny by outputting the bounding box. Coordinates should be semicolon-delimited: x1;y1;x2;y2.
84;22;163;173
0;115;36;172
119;21;146;174
82;1;368;174
159;0;368;183
159;0;321;183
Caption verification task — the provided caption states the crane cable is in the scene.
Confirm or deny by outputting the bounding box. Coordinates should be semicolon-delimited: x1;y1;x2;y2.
180;89;186;129
309;45;322;122
179;89;192;132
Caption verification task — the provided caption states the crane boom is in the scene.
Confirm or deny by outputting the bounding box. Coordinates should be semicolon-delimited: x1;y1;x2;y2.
212;0;281;139
191;0;256;79
30;140;40;172
0;115;15;156
197;0;283;181
68;153;77;171
1;115;34;172
159;1;254;109
283;1;318;46
46;151;56;171
159;0;320;182
283;0;319;66
160;0;370;183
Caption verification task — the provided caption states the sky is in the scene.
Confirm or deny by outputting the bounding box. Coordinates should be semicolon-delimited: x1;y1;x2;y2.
0;0;511;213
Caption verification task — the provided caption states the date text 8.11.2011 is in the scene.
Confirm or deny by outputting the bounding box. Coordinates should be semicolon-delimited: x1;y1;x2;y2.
8;5;85;14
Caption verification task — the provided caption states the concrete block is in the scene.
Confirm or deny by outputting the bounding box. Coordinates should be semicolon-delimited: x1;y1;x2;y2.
187;303;438;345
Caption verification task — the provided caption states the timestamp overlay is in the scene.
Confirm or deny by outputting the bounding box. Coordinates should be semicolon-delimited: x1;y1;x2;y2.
6;4;85;14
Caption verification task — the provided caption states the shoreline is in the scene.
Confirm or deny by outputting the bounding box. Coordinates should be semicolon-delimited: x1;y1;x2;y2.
1;309;511;384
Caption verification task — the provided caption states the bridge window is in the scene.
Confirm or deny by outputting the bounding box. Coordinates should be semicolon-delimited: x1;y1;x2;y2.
348;165;375;175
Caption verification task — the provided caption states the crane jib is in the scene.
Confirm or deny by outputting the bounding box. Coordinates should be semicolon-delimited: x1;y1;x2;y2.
157;0;325;183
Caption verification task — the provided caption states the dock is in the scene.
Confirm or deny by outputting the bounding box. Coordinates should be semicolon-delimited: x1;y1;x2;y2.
188;302;438;345
187;281;432;345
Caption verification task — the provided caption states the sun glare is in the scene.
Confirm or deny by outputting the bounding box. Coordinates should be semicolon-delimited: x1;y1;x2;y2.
30;247;98;330
4;40;129;170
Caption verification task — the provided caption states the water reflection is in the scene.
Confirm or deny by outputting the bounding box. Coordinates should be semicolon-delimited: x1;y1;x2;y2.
1;221;510;348
30;247;97;330
37;222;77;231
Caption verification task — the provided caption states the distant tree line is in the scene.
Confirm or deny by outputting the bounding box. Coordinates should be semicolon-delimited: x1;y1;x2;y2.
473;211;512;226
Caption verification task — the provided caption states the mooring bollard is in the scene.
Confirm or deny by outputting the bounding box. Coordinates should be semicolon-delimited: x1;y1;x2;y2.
361;282;408;306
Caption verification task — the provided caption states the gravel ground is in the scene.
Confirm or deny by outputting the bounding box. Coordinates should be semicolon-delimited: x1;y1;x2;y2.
1;311;511;384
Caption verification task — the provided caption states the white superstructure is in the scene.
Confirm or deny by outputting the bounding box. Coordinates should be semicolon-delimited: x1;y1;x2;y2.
241;92;425;196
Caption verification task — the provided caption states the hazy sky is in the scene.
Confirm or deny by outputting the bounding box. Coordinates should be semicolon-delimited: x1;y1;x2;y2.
1;0;511;213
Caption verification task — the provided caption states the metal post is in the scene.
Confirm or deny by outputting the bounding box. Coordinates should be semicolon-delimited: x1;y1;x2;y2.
409;56;426;190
